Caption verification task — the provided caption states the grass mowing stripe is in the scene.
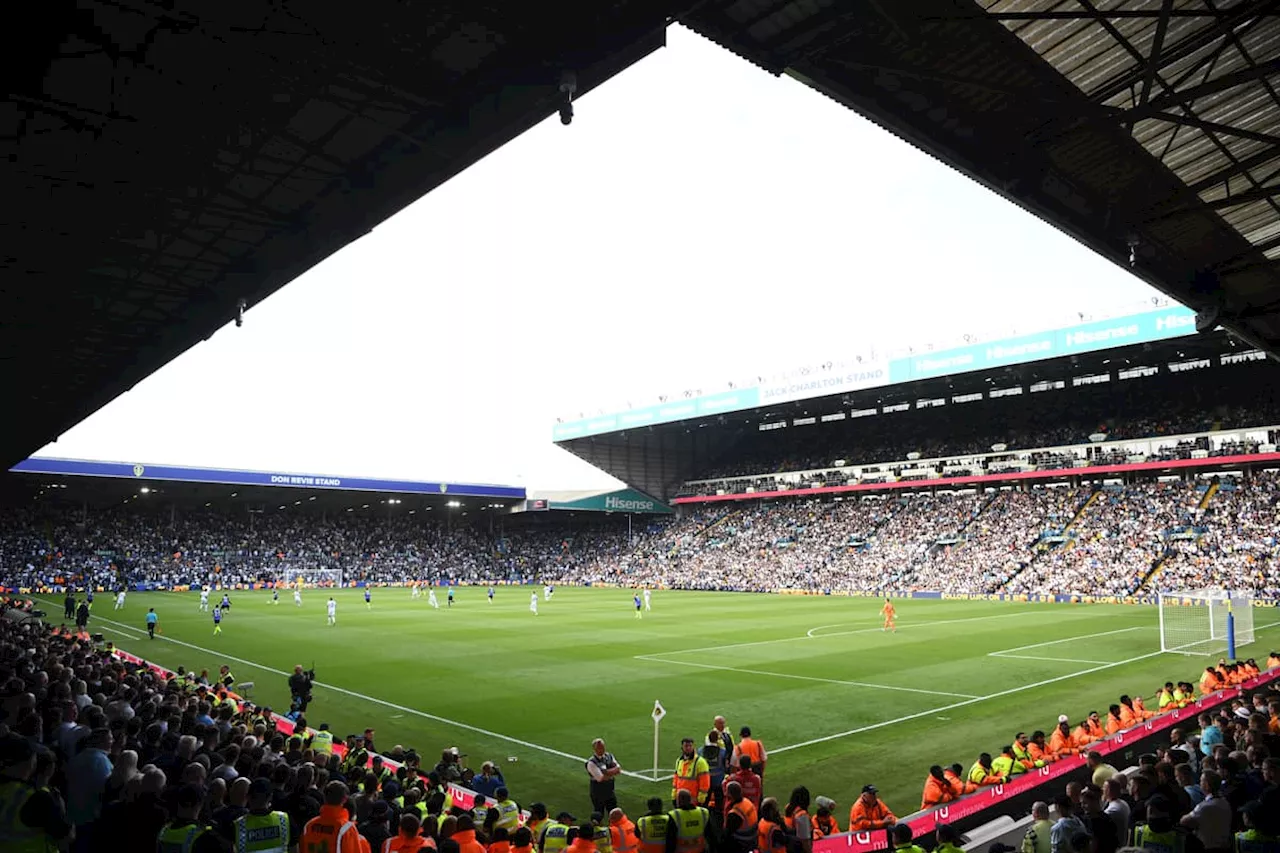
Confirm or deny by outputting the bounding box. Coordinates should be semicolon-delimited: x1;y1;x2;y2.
41;599;657;782
989;654;1117;664
632;658;981;699
652;609;1049;657
987;626;1147;656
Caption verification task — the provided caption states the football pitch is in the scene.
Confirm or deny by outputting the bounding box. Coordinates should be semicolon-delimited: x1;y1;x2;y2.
46;588;1280;819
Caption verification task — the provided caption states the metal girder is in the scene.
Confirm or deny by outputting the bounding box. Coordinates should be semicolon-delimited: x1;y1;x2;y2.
1088;0;1280;105
1143;109;1280;147
1138;0;1175;111
1121;57;1280;123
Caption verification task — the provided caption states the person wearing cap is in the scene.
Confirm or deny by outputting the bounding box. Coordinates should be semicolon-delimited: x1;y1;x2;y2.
587;739;623;816
672;739;710;809
343;736;370;776
1049;718;1078;759
231;777;292;853
300;780;370;853
158;783;224;853
492;787;521;835
0;733;72;853
848;785;896;833
311;724;335;758
1236;799;1280;853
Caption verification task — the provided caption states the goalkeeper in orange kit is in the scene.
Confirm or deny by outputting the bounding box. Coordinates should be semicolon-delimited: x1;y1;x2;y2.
881;598;897;633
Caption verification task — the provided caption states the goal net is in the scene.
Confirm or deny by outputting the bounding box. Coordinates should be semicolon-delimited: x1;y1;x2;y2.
283;568;343;589
1158;588;1255;656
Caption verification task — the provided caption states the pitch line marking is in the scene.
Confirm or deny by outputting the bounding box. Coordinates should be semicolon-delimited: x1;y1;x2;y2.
37;600;655;783
654;609;1048;660
989;654;1116;665
769;618;1280;756
987;626;1146;657
634;658;980;699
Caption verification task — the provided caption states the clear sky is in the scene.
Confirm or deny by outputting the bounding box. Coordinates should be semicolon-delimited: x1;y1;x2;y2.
37;25;1163;491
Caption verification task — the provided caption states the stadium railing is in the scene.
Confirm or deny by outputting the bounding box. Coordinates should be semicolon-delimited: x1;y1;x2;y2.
813;665;1280;853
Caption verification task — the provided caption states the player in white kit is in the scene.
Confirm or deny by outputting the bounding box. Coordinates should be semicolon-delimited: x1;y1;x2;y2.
294;588;302;606
326;597;337;626
114;590;126;610
428;588;439;609
530;592;539;616
643;588;652;611
411;583;421;599
543;585;552;601
199;587;210;611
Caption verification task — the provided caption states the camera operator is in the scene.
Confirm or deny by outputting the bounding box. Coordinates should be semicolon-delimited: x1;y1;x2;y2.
288;664;314;713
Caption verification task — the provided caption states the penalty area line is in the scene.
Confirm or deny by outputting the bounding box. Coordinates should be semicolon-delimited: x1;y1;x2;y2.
36;599;655;782
635;657;979;699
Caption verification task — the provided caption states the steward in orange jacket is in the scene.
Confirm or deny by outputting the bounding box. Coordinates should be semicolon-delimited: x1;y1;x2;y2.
1202;667;1225;694
921;767;956;810
1083;713;1105;742
1105;705;1126;736
452;816;486;853
848;786;896;832
610;809;639;853
1048;720;1078;758
301;781;371;853
944;765;977;796
385;814;432;853
1027;732;1057;764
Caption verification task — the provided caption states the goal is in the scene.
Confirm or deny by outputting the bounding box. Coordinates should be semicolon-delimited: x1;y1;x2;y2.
1158;589;1255;656
283;568;343;589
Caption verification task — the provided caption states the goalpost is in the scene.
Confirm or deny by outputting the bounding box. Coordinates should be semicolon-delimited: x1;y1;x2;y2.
284;568;344;589
1158;588;1255;657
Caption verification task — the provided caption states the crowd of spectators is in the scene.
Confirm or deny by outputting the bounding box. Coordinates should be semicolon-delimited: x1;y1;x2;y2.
4;471;1279;600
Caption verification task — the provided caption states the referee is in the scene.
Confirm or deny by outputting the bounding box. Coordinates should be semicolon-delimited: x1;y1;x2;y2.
585;738;622;815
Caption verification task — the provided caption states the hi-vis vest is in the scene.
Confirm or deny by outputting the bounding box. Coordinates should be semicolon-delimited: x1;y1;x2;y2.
668;807;709;853
542;822;571;853
1237;830;1280;853
158;821;211;853
233;811;290;853
1132;825;1186;853
495;800;521;832
0;781;51;853
593;824;613;853
635;814;672;853
312;731;334;755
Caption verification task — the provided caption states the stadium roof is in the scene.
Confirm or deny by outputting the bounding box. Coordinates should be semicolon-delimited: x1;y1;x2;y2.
681;0;1280;353
13;1;1280;477
4;0;686;469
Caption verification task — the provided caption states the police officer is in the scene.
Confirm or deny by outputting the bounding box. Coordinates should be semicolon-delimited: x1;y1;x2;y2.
310;724;334;758
232;778;292;853
635;798;672;853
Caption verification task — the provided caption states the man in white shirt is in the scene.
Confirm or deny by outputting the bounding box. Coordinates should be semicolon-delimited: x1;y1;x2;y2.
1181;770;1232;852
1049;795;1088;853
326;597;337;626
1101;778;1130;842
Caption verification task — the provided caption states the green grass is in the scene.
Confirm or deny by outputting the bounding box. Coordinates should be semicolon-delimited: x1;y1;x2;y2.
46;588;1280;822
